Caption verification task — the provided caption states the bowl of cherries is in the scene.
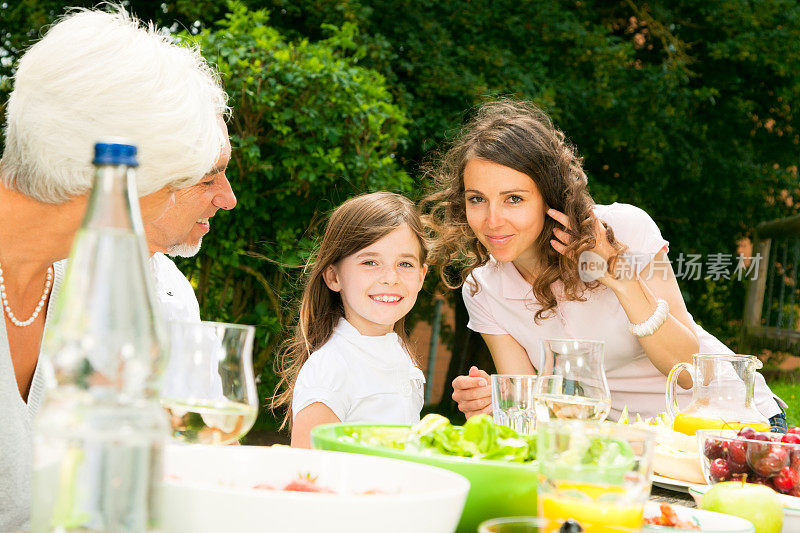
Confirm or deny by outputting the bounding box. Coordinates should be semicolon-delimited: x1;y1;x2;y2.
698;426;800;496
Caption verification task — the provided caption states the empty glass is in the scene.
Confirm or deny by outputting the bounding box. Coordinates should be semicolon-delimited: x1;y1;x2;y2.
160;321;258;445
491;374;538;435
536;340;611;423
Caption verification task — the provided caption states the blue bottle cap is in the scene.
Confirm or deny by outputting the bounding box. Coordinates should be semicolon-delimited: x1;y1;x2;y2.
93;142;139;166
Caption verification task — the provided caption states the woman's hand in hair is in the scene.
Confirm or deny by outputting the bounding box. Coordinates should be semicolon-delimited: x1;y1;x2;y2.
548;208;620;286
452;366;492;419
548;208;615;261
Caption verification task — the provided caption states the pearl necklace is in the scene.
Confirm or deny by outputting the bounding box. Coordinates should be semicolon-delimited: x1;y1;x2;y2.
0;263;54;327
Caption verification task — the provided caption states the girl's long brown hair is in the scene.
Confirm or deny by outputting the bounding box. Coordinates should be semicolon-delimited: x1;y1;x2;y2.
271;191;427;429
421;98;625;323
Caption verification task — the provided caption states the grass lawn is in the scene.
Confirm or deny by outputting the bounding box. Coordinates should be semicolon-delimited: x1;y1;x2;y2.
768;379;800;428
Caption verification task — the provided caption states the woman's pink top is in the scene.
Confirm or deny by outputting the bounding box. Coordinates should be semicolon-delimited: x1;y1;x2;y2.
462;202;781;420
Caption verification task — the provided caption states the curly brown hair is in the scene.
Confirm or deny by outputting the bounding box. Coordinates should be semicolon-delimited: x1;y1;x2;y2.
271;191;427;429
421;98;625;323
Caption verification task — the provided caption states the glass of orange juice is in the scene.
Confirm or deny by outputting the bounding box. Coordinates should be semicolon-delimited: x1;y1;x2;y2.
536;421;656;533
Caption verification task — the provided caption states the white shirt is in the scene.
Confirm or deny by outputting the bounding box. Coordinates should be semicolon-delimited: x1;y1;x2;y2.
149;252;201;322
463;203;781;421
292;319;425;425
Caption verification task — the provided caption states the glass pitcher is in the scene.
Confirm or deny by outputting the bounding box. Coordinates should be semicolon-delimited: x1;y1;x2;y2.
536;339;612;422
666;353;770;435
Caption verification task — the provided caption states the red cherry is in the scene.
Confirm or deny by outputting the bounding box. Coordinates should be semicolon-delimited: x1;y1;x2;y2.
710;458;731;481
747;433;772;456
791;449;800;471
738;427;757;439
729;439;748;464
728;459;750;475
704;439;726;460
750;450;789;477
781;433;800;445
773;445;789;459
773;466;800;492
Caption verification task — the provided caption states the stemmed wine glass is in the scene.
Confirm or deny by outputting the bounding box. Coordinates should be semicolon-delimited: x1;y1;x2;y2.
534;339;611;423
160;321;258;445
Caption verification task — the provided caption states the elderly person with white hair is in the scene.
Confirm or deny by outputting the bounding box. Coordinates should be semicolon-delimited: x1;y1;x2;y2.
145;122;237;323
0;7;229;530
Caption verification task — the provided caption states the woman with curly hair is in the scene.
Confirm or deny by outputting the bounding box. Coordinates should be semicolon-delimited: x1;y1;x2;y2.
423;98;785;426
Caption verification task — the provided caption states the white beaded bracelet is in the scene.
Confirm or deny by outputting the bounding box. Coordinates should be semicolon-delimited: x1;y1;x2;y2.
628;298;669;337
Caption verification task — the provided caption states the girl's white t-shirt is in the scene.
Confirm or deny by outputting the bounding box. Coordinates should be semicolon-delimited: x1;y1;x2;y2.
462;202;781;421
292;318;425;424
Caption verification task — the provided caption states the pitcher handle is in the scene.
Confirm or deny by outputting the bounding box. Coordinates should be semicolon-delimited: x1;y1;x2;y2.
666;362;693;423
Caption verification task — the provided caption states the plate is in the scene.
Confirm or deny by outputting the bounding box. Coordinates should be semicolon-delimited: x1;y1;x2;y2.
652;473;707;493
643;501;755;532
688;484;800;533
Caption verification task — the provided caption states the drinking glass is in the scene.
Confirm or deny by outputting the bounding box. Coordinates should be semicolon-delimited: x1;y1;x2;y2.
491;374;538;435
537;421;656;533
160;321;258;445
478;517;637;533
536;339;611;422
478;517;545;533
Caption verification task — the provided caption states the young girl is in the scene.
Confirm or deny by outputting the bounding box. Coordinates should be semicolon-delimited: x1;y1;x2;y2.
273;192;429;448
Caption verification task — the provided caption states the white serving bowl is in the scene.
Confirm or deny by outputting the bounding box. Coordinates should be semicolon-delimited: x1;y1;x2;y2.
689;483;800;533
160;444;469;533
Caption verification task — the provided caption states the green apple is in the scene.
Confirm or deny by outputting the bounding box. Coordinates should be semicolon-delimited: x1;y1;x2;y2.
700;481;784;533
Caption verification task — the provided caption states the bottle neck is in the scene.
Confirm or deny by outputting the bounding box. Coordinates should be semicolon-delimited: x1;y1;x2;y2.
83;164;144;235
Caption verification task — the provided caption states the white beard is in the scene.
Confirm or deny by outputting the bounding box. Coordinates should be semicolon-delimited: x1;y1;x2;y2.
167;238;203;258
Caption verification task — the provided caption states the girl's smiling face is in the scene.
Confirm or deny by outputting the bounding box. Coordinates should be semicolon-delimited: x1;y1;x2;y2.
463;158;548;272
323;223;427;336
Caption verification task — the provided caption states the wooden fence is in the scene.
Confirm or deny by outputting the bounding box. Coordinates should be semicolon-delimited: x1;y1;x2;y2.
741;214;800;369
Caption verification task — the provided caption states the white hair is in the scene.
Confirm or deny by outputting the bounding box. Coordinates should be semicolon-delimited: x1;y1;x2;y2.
0;6;229;203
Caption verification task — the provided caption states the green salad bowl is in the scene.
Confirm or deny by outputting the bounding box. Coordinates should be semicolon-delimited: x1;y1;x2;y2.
311;423;538;533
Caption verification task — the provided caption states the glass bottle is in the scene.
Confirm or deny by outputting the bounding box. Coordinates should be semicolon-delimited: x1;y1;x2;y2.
31;142;169;532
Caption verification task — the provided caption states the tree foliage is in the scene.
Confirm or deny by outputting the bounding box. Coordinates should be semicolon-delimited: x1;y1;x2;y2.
257;0;800;345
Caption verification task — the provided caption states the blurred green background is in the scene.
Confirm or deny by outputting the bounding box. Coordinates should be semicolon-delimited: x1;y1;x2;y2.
2;0;799;434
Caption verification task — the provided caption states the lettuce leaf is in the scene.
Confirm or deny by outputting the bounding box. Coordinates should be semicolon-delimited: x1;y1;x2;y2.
339;413;537;463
